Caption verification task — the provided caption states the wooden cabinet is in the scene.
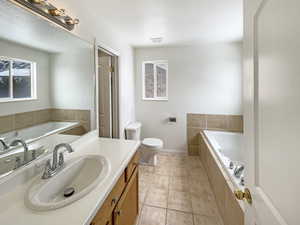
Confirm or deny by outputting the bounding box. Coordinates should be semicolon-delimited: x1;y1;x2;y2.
114;169;138;225
90;152;139;225
90;214;112;225
125;151;139;182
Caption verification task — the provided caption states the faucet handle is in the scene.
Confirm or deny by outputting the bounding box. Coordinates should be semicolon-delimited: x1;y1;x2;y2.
58;152;64;167
42;159;52;179
14;156;22;169
0;138;10;150
32;149;37;159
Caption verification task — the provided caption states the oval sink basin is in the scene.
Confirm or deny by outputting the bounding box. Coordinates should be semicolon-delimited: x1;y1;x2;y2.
25;155;109;211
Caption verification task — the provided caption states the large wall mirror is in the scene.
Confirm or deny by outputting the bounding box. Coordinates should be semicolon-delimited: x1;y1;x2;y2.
0;1;95;178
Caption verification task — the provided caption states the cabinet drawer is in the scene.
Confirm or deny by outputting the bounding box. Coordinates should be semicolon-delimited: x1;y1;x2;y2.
91;172;126;224
125;152;140;182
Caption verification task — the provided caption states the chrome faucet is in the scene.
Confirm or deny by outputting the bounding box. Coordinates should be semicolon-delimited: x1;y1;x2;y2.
10;139;29;164
42;143;74;179
0;138;9;151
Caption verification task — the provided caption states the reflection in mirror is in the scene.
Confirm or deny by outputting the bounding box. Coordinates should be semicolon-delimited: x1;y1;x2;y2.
0;1;95;178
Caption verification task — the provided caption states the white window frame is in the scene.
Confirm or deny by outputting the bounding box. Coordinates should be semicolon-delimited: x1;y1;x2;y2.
142;60;168;101
0;56;37;103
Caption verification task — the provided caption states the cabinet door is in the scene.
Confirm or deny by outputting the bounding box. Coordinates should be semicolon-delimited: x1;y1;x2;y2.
114;168;139;225
125;152;140;182
90;173;126;225
90;214;112;225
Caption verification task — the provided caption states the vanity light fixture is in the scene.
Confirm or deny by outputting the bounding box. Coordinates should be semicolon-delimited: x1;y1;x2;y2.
65;18;80;25
48;8;66;17
28;0;46;4
11;0;80;31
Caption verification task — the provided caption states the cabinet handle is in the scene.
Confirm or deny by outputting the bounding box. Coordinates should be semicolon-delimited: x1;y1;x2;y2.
111;197;117;205
116;210;122;216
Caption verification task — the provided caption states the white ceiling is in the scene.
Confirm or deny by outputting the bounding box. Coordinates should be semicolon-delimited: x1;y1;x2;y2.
0;0;242;51
88;0;243;47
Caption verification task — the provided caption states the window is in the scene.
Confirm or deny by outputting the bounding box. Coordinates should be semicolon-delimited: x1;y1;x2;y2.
0;57;36;102
142;61;168;101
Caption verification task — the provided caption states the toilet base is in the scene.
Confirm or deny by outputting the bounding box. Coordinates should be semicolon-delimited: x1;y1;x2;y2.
139;149;158;166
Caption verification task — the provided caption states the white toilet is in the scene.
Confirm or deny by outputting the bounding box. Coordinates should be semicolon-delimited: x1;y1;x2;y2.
125;122;163;166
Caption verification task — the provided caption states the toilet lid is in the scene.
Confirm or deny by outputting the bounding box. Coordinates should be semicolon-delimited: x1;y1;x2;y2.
142;138;163;148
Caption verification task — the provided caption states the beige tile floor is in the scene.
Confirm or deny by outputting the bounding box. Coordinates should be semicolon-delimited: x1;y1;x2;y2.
137;152;224;225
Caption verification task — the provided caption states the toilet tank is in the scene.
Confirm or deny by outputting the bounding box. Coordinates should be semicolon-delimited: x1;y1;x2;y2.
125;122;142;140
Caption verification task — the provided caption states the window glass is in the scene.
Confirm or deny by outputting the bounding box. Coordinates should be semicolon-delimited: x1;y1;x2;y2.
12;61;31;76
12;61;32;98
143;61;168;100
0;58;35;101
156;65;167;97
0;60;10;98
145;63;154;98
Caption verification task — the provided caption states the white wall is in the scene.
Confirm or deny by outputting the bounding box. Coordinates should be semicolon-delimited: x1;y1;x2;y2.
50;46;94;110
0;39;51;116
135;43;242;150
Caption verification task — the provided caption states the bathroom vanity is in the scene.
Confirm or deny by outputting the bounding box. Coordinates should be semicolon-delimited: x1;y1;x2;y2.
0;131;140;225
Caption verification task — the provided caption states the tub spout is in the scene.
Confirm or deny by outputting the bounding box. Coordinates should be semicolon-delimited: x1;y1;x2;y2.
234;165;244;178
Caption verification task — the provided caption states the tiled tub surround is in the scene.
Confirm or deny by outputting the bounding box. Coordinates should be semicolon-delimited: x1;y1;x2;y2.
187;114;243;155
203;130;244;189
0;108;91;135
138;152;224;225
51;109;91;132
199;131;244;225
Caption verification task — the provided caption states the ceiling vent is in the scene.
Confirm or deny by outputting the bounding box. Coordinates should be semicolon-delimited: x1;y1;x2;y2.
150;37;163;43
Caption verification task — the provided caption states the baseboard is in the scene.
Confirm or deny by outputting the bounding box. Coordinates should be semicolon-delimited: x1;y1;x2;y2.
157;148;187;154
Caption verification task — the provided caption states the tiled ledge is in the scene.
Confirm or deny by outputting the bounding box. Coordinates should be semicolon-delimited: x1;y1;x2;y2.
0;108;91;135
187;113;243;155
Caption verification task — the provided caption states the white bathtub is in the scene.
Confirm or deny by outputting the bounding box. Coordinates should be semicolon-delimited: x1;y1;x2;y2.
0;122;79;152
203;130;244;188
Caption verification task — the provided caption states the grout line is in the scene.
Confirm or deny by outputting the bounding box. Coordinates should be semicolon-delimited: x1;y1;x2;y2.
186;159;195;225
162;153;170;225
165;172;170;225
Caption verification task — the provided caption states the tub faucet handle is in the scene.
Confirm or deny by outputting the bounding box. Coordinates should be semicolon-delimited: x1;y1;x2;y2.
234;165;244;178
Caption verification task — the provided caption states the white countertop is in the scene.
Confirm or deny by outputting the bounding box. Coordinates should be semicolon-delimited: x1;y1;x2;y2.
0;131;140;225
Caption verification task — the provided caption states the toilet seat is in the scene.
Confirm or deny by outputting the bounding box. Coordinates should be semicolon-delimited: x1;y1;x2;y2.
142;138;163;149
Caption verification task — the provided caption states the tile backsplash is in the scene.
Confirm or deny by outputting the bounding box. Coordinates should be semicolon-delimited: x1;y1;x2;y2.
0;108;90;134
187;113;243;155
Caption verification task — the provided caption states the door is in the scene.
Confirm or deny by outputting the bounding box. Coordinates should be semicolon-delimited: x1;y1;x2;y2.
98;50;112;137
244;0;300;225
97;48;120;138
